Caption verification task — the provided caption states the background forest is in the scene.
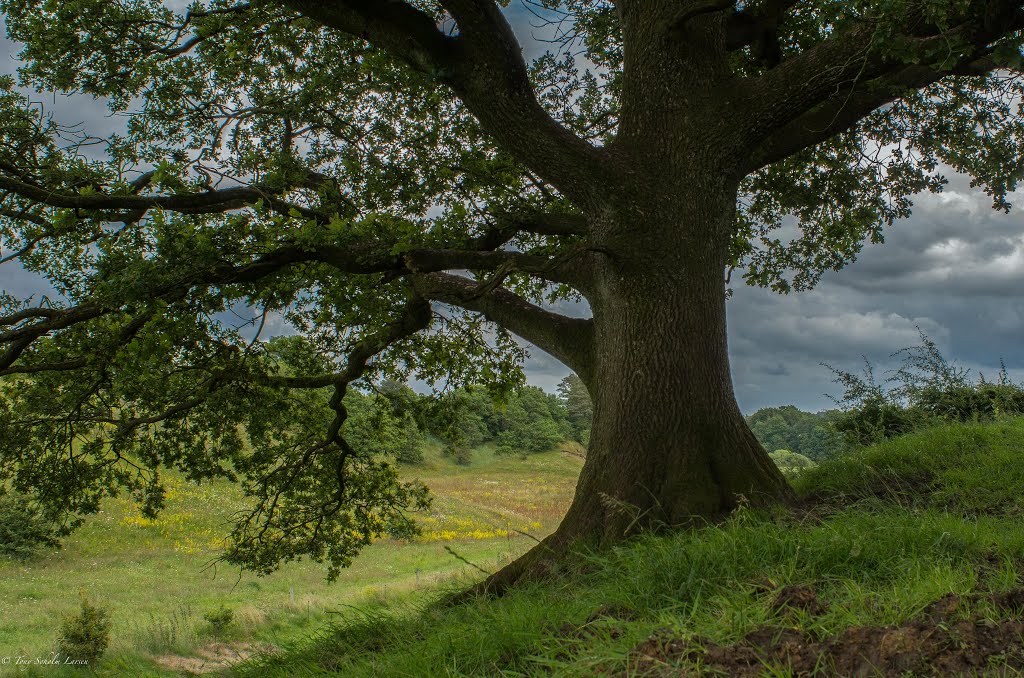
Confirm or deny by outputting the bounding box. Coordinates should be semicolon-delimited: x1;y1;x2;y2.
342;330;1024;470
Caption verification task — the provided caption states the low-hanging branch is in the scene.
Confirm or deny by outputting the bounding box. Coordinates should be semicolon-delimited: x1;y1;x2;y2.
219;295;434;575
0;172;324;220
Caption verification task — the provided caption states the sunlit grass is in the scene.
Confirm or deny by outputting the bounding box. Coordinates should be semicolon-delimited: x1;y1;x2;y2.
0;441;582;676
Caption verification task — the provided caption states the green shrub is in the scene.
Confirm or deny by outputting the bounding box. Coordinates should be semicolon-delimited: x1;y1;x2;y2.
444;441;473;466
204;605;235;637
830;394;922;447
915;382;1024;421
57;595;112;666
826;331;1024;448
0;491;60;559
768;449;816;474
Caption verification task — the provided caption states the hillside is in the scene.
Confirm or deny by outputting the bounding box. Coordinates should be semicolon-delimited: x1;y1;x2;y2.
0;442;582;676
233;419;1024;677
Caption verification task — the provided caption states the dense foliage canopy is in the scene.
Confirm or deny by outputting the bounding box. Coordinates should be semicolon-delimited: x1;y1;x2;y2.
2;0;1024;577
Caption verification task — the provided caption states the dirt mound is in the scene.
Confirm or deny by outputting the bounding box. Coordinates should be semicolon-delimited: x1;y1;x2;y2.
628;588;1024;677
770;585;829;618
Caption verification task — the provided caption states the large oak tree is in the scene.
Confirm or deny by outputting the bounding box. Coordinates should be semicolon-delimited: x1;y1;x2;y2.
2;0;1024;590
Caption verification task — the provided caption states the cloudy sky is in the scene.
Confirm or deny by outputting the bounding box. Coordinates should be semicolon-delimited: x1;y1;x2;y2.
2;6;1024;414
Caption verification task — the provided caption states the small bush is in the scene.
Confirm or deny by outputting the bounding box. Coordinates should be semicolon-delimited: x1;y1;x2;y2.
204;605;235;637
826;331;1024;448
57;595;112;666
830;395;922;447
445;442;473;466
0;491;60;559
769;449;816;474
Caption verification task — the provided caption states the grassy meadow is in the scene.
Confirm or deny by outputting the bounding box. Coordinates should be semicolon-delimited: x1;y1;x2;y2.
0;441;583;676
8;417;1024;676
234;418;1024;677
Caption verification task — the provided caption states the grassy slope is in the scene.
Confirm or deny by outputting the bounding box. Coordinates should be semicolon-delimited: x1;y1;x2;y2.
233;419;1024;677
0;442;582;676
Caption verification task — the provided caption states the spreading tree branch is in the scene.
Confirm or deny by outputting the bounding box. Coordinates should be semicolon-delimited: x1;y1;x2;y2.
410;271;594;381
0;173;323;221
742;3;1024;172
281;0;607;206
0;213;593;376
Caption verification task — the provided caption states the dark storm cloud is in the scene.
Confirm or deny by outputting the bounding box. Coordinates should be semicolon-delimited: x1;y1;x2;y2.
728;177;1024;413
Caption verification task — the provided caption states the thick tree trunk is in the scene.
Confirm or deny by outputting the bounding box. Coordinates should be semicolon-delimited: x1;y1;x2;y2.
466;179;795;597
561;278;792;539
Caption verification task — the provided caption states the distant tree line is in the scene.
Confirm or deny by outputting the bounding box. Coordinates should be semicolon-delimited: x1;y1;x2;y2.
341;373;593;466
745;406;842;462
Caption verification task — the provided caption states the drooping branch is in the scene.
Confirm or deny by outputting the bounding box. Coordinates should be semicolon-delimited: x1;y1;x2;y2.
109;296;433;444
220;295;434;578
1;286;435;578
410;272;595;382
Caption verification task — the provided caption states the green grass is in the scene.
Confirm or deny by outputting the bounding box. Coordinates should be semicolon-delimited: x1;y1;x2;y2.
0;442;582;676
231;418;1024;677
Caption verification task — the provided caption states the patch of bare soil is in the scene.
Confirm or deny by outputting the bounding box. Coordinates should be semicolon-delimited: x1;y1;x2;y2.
627;588;1024;677
154;641;272;675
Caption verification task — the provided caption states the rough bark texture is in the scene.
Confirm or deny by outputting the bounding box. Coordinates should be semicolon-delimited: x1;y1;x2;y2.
468;178;795;597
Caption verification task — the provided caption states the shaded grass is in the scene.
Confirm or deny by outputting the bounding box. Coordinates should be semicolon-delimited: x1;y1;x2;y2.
233;418;1024;677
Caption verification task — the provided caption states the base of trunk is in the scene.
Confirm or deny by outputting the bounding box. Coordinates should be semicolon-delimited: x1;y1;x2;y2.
453;427;795;601
451;214;797;600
